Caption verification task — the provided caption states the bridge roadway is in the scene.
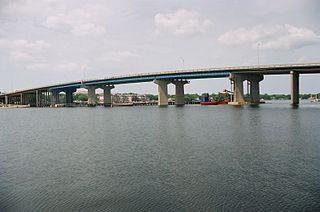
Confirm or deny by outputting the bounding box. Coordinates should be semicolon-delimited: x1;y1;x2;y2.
1;63;320;107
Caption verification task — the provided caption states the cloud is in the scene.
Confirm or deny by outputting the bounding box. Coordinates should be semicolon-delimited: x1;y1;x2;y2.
1;1;108;36
0;39;50;51
296;56;307;63
154;9;211;35
26;62;90;73
42;5;107;36
10;51;36;62
26;63;49;71
71;23;106;36
217;24;320;50
56;62;81;72
13;40;51;50
0;39;9;48
97;51;140;62
0;39;50;62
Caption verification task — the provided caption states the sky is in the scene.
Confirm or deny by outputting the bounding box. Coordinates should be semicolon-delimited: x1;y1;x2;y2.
0;0;320;94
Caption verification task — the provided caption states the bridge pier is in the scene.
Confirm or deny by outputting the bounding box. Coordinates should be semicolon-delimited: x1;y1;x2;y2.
43;91;50;107
103;85;114;107
173;80;189;106
230;74;245;104
229;73;264;105
23;93;29;106
5;96;8;105
50;91;59;107
65;88;76;107
87;86;97;107
20;93;23;105
154;80;170;106
35;90;39;107
248;74;264;104
291;71;299;105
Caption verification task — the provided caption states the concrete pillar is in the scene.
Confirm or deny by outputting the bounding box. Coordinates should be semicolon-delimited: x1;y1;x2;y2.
65;89;75;107
35;90;39;107
173;80;189;106
249;74;264;104
103;85;115;107
229;73;264;105
250;81;260;103
5;96;8;105
50;91;59;107
20;93;23;105
229;74;245;104
23;94;27;105
87;86;97;107
154;80;171;106
291;71;299;105
44;92;48;106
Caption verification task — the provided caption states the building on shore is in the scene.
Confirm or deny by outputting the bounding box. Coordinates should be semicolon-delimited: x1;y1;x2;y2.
97;93;148;104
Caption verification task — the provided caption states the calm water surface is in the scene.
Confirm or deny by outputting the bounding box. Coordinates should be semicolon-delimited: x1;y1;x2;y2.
1;101;320;211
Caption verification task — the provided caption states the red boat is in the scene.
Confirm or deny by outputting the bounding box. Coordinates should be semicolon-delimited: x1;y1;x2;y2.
200;100;230;105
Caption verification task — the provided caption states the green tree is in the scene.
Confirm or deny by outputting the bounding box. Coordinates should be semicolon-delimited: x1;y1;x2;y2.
146;94;158;101
74;94;88;101
184;93;200;102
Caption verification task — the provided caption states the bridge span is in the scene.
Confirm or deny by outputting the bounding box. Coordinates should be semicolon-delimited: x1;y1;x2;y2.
1;63;320;107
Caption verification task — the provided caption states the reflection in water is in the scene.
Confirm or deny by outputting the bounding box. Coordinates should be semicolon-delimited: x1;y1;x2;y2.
0;102;320;211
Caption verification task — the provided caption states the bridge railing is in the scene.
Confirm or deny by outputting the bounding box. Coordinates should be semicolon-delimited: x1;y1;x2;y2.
2;63;320;96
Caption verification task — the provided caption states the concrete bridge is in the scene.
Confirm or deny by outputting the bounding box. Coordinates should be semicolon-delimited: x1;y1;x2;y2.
1;63;320;107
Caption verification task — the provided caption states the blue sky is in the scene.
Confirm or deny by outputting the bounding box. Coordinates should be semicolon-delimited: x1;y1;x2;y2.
0;0;320;94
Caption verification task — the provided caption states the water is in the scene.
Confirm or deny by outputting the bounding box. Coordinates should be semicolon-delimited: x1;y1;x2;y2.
1;101;320;211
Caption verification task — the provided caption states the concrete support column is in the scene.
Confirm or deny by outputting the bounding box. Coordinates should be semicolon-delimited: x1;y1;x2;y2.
35;90;39;107
20;93;23;105
229;73;264;105
87;86;97;107
65;89;76;107
23;94;28;105
291;71;299;105
173;80;189;106
229;74;245;104
154;80;171;106
250;81;260;103
5;96;8;105
50;91;59;107
103;85;115;107
249;74;264;104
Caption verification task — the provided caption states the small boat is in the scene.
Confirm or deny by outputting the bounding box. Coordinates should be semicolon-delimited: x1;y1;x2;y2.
112;102;134;107
310;94;320;102
200;100;229;105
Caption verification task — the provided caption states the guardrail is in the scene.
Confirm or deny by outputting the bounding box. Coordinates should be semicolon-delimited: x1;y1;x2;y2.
1;63;320;96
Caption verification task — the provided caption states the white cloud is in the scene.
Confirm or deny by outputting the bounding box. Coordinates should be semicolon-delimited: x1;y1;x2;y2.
42;5;107;36
13;40;51;50
26;62;90;73
10;51;35;62
0;39;50;51
0;0;70;28
1;1;110;37
71;23;106;36
97;51;140;62
217;24;320;50
56;62;81;72
0;39;50;62
154;9;211;35
26;63;49;71
0;39;10;48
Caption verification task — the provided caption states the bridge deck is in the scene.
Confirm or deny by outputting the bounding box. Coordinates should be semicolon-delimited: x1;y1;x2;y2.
1;63;320;96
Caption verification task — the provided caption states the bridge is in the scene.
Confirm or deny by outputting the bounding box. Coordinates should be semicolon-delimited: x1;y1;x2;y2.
1;63;320;107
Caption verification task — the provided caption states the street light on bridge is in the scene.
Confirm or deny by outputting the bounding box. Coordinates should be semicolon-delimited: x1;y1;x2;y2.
257;41;262;66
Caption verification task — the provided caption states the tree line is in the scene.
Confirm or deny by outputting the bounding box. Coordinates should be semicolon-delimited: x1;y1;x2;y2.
72;93;320;102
